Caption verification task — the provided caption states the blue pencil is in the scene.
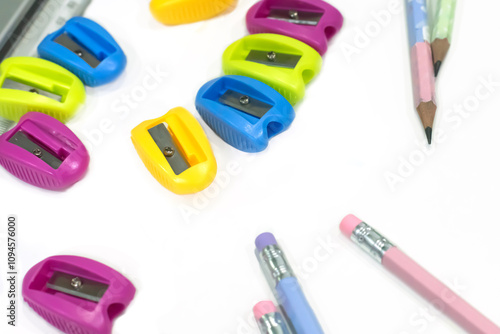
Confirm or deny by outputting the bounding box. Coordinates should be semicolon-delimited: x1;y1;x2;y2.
256;233;324;334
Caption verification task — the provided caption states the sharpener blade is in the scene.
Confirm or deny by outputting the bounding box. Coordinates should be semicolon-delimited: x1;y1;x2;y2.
2;78;62;102
148;123;190;175
47;271;108;303
54;33;100;68
268;9;323;26
219;89;272;119
246;50;301;69
8;131;62;169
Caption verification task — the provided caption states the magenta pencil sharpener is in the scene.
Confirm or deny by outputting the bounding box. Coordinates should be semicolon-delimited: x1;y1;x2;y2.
246;0;344;55
0;112;89;190
23;255;136;334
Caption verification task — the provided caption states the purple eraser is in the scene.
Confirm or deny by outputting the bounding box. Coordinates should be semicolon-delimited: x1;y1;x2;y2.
246;0;344;56
23;255;136;334
256;232;278;252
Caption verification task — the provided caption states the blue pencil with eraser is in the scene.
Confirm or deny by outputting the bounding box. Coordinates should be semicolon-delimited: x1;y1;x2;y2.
255;232;324;334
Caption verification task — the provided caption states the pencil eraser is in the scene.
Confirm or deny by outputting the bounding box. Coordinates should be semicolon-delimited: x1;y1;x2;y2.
255;232;277;252
340;214;362;237
253;301;277;320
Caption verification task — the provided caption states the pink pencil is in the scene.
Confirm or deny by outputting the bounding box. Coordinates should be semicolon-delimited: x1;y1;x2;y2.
340;214;500;334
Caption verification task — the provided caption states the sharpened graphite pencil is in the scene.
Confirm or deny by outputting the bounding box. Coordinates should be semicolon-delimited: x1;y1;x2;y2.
406;0;437;144
431;0;457;76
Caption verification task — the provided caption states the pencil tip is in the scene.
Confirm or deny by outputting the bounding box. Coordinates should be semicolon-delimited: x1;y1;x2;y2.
425;127;432;145
434;61;442;77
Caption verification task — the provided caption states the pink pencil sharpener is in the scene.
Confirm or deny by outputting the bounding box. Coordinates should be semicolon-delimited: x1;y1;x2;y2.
0;112;89;190
23;255;136;334
246;0;344;56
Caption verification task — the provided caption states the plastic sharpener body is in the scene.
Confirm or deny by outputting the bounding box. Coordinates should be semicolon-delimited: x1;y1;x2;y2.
0;112;89;190
246;0;344;55
131;107;217;194
38;17;126;87
22;255;136;334
196;75;295;152
0;57;85;123
222;34;322;105
150;0;236;25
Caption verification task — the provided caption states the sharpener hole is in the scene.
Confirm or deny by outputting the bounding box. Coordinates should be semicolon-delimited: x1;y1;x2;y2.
267;122;284;139
107;303;125;321
325;26;336;40
302;69;315;84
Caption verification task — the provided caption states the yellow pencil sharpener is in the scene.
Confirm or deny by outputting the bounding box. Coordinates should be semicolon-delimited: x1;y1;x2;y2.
150;0;236;25
222;34;322;105
0;57;86;123
131;107;217;195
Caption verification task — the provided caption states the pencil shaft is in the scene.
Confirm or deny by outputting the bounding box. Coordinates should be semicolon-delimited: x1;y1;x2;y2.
383;248;500;334
341;216;500;333
406;0;430;46
432;0;457;41
407;0;435;106
406;0;436;140
411;43;436;108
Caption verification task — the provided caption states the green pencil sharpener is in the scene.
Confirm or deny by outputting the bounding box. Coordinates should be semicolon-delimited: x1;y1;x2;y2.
0;57;86;123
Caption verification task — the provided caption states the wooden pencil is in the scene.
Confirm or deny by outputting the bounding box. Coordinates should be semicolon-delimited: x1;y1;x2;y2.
431;0;457;76
406;0;437;144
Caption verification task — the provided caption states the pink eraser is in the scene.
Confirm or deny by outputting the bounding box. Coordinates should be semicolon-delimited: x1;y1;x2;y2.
340;214;362;237
253;301;277;320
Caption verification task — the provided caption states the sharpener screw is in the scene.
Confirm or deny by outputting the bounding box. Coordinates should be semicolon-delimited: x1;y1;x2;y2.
75;50;84;57
239;95;250;105
164;147;175;157
267;51;277;61
71;277;82;290
29;88;39;94
289;10;299;19
33;148;43;157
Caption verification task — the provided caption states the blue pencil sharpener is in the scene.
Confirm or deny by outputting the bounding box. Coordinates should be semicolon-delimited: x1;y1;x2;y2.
196;75;295;153
38;17;126;87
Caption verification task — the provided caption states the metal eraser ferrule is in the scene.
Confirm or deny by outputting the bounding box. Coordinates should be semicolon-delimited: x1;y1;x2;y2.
22;255;136;334
0;57;86;123
131;107;217;195
222;34;322;106
38;17;126;87
196;75;295;152
258;312;292;334
258;244;295;287
246;0;344;56
351;222;395;263
0;112;89;190
150;0;236;25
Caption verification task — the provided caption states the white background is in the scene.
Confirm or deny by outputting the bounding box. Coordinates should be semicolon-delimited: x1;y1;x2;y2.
2;0;500;333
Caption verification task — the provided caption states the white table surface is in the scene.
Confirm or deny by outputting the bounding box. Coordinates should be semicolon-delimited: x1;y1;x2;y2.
2;0;500;333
